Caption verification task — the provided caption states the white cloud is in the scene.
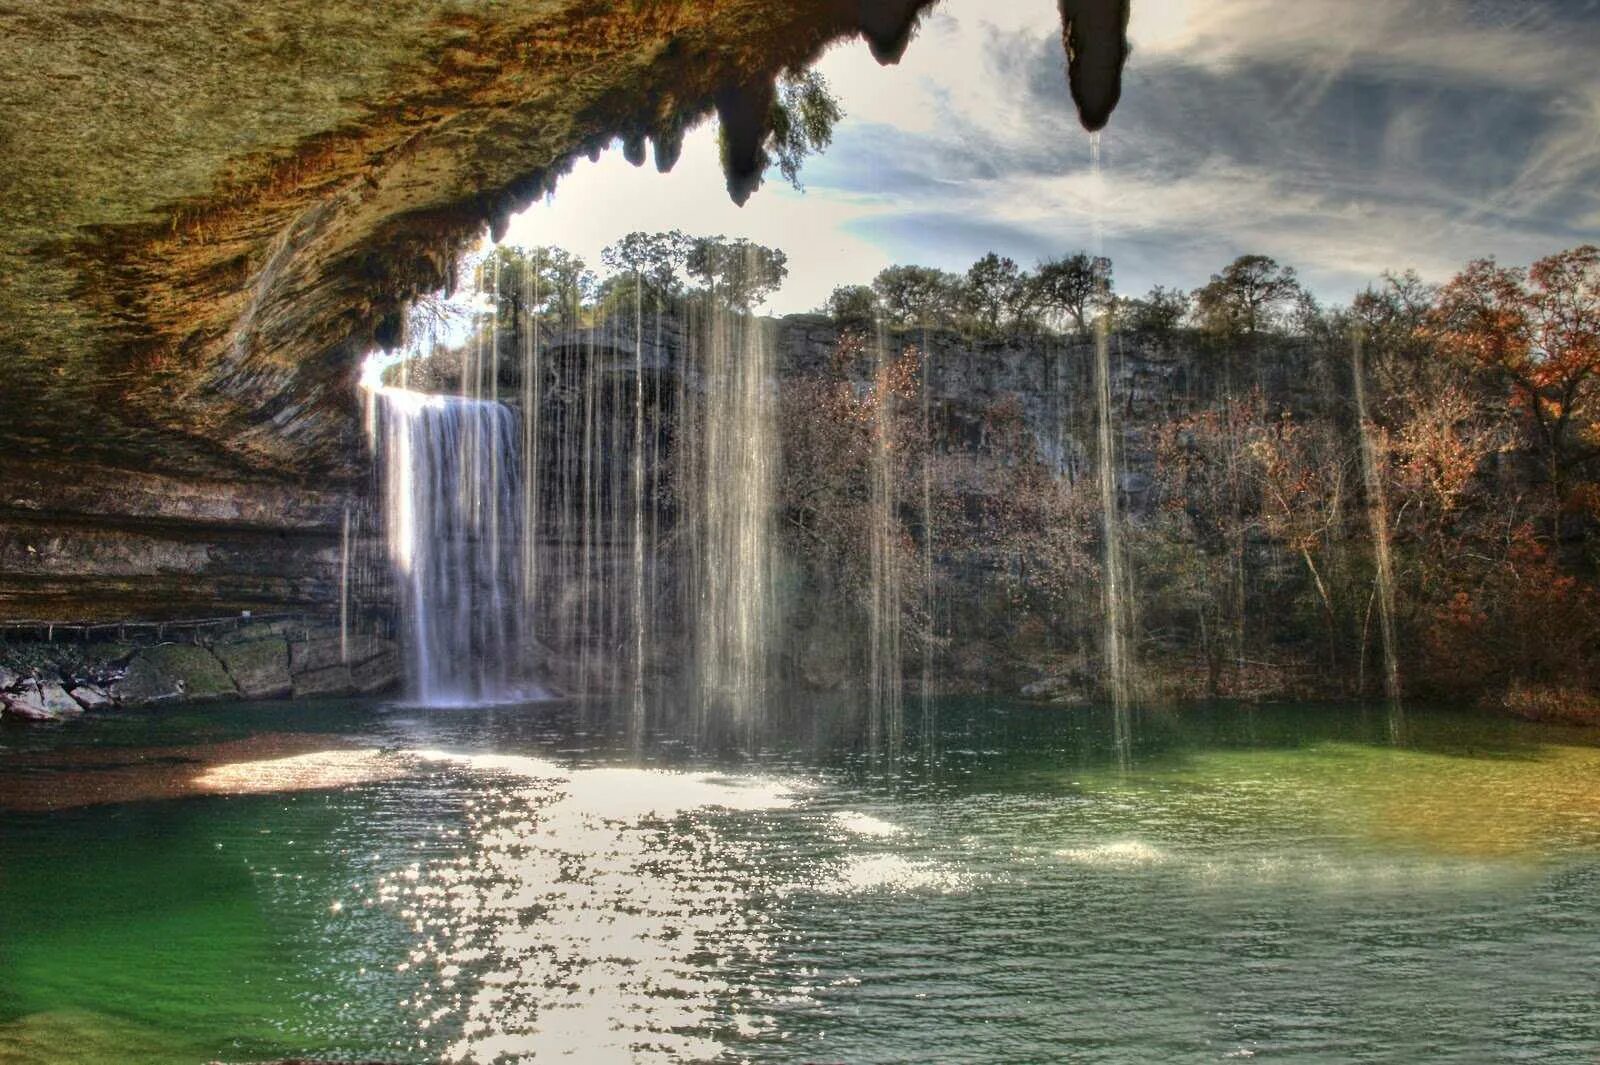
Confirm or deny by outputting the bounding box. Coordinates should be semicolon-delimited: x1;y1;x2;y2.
495;0;1595;312
1129;0;1597;91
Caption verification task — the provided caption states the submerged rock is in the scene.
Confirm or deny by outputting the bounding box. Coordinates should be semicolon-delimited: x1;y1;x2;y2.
1020;675;1091;706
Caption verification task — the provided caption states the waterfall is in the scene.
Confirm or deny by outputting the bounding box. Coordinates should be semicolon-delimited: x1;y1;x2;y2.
630;277;648;736
377;387;533;706
1089;131;1133;761
339;505;352;664
693;293;776;731
1094;321;1133;757
367;248;776;733
918;329;937;761
867;321;906;757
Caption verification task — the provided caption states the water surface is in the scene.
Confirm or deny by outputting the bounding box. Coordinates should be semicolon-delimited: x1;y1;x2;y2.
1;698;1597;1063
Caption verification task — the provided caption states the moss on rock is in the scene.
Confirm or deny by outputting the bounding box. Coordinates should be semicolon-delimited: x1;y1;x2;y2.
112;644;239;706
214;638;292;699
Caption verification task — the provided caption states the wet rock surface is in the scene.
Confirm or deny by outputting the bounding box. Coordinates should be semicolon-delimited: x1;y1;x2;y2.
2;690;62;722
111;645;240;707
0;617;402;722
212;637;293;699
67;684;114;711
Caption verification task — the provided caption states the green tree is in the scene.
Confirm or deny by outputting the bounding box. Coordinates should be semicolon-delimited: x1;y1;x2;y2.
1121;285;1190;338
769;71;844;189
1195;255;1302;337
872;264;962;327
600;230;692;309
826;284;880;325
476;244;595;336
1032;252;1114;334
962;253;1029;333
685;236;789;308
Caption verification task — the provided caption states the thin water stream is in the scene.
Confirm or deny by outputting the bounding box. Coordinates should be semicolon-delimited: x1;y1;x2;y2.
1352;334;1404;733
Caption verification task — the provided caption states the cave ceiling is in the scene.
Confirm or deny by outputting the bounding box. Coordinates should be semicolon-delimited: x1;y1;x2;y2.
0;0;1128;485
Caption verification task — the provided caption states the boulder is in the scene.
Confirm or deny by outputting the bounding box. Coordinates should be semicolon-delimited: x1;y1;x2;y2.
3;691;59;721
69;684;115;711
1020;675;1090;706
37;682;84;716
289;632;391;675
291;664;355;698
351;649;402;694
111;644;239;707
214;638;292;699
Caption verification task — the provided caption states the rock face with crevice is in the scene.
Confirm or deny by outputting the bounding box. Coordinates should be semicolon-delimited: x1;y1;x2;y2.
0;0;1128;622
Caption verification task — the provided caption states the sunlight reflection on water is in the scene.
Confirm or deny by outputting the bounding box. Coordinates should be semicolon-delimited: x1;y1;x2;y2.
190;749;414;794
378;752;801;1062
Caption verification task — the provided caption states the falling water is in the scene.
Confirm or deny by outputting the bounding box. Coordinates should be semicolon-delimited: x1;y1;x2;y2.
693;284;777;731
1351;334;1404;732
1094;320;1133;749
520;251;544;620
631;274;648;736
376;387;531;706
339;505;351;663
1089;131;1133;761
919;329;937;761
867;320;905;757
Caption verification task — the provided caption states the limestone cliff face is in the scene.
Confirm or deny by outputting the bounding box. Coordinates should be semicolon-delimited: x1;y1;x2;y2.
0;456;364;622
416;310;1325;517
0;1;1128;621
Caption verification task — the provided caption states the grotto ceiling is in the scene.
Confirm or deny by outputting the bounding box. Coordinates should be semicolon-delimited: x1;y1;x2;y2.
0;0;1129;486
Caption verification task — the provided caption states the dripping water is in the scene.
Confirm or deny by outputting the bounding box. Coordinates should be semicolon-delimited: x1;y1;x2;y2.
631;274;648;738
919;326;937;763
1089;131;1133;763
693;268;777;734
339;505;351;663
520;248;543;621
867;317;905;760
1351;333;1404;736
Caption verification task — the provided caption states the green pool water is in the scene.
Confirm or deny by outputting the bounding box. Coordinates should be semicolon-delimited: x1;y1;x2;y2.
1;698;1597;1063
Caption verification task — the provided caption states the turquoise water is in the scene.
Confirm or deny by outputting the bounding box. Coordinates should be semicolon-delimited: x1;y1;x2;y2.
1;699;1597;1063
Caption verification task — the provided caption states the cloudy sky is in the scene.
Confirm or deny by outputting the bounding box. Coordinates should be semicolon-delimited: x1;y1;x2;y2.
502;0;1600;314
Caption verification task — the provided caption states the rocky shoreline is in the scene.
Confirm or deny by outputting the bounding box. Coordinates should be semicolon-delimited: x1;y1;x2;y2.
0;616;400;724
